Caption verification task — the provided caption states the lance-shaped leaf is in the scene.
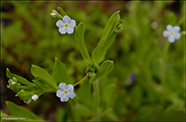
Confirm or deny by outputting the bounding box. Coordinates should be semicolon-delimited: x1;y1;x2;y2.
52;57;73;85
6;101;44;121
6;68;34;86
92;11;120;64
32;78;52;91
75;22;91;63
31;65;58;91
91;60;114;83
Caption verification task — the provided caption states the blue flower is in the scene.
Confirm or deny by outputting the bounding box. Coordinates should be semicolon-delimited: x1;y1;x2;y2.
56;83;76;102
163;24;181;43
56;15;76;34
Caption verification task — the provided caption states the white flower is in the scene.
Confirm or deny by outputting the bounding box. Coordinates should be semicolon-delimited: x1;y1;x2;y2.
50;12;56;18
8;78;17;85
56;83;76;102
31;94;38;101
56;15;76;34
11;82;16;85
163;24;181;43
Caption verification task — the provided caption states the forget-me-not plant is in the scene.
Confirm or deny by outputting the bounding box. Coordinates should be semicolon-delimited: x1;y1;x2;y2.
163;24;181;43
56;83;76;102
56;15;76;34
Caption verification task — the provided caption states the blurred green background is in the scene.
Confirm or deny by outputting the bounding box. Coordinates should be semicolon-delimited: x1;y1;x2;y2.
1;1;185;121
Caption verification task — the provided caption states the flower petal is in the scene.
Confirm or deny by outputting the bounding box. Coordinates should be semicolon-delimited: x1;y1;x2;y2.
67;92;76;99
66;27;74;34
173;26;181;32
174;32;181;40
68;20;76;28
166;24;173;31
59;83;67;90
60;94;69;102
63;15;71;23
163;30;170;37
56;20;64;27
168;35;175;43
59;27;67;34
67;84;74;92
56;90;65;98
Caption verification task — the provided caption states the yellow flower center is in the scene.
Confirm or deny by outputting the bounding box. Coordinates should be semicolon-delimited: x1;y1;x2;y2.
64;90;68;94
170;31;174;35
64;23;69;28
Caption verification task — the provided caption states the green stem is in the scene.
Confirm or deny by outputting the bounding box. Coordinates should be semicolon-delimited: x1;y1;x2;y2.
163;41;170;63
73;75;88;87
93;79;100;119
160;40;170;106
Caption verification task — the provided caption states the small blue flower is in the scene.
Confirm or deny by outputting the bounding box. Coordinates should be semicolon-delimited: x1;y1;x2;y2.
56;83;76;102
56;15;76;34
163;24;181;43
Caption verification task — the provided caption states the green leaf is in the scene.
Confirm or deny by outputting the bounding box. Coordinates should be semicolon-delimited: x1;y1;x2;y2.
89;108;119;121
103;83;116;107
15;88;44;104
6;101;44;121
74;103;93;117
52;57;73;85
1;110;21;121
165;11;177;25
31;65;58;91
77;79;93;108
99;77;117;109
92;11;120;64
6;68;34;86
57;7;67;16
16;90;32;104
1;110;10;118
91;60;114;82
33;78;52;91
7;83;20;93
75;22;91;63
